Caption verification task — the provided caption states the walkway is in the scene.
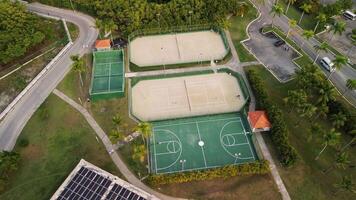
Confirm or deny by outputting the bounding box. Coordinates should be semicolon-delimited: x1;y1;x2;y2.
53;89;183;200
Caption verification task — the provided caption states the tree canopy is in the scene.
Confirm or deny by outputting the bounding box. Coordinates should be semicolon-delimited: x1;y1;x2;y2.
0;0;46;64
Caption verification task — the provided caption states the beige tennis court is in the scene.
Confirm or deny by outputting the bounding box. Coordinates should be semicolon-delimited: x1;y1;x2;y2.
131;73;246;121
129;31;228;67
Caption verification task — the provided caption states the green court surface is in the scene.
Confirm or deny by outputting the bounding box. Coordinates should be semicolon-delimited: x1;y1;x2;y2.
149;113;258;174
90;50;125;101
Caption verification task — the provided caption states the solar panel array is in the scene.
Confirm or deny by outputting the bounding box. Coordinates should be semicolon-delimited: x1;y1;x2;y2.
56;167;147;200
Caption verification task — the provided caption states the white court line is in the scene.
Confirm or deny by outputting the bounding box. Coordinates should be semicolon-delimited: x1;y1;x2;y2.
153;117;241;129
108;63;112;90
223;142;250;147
240;121;256;160
96;61;123;65
152;130;158;174
195;122;208;168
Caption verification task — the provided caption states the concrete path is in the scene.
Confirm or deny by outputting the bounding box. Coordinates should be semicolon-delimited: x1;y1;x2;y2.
53;89;183;200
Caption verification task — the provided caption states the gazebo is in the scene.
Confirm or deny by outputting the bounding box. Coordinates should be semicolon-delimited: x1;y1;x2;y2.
248;111;271;133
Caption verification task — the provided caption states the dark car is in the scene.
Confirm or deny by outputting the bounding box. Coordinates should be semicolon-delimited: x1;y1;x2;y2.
112;38;128;48
274;40;285;47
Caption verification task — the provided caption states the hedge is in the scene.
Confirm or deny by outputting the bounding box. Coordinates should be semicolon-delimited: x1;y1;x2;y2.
147;160;269;186
246;69;298;167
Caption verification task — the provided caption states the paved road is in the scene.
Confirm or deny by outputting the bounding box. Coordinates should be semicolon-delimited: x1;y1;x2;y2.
248;0;356;107
0;2;98;150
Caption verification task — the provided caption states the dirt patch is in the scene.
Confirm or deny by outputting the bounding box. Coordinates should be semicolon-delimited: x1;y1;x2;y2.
21;144;43;161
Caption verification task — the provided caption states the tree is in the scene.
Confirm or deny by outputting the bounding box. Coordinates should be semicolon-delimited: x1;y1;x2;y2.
70;55;85;87
308;124;323;142
236;2;249;17
334;176;356;194
103;19;118;42
329;21;346;42
331;112;347;129
285;0;296;14
270;4;284;28
286;19;297;38
132;144;146;163
95;18;103;38
314;13;327;33
301;30;314;48
283;89;307;112
112;114;122;131
0;151;20;179
298;3;312;24
324;152;350;173
295;103;317;126
328;55;347;80
313;42;329;64
109;130;124;144
315;128;341;160
317;83;336;106
343;79;356;96
135;122;152;145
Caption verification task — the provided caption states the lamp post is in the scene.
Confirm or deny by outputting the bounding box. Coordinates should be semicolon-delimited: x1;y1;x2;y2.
188;10;193;30
156;13;161;33
180;159;186;171
234;153;242;164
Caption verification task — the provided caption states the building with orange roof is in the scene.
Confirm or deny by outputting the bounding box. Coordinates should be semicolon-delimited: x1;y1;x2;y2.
248;111;271;132
95;39;111;51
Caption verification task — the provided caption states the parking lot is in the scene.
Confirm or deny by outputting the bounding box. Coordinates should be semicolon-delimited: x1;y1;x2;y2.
244;25;300;82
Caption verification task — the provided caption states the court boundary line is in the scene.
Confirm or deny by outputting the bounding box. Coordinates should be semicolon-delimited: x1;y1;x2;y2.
241;120;256;160
153;117;241;129
152;128;158;174
195;122;208;168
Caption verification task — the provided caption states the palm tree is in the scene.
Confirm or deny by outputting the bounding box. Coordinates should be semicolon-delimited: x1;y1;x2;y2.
328;55;348;80
103;19;118;42
109;130;124;144
298;3;312;24
95;18;103;38
311;104;329;123
0;151;20;178
334;176;356;194
301;30;314;48
236;2;249;17
313;42;329;64
317;84;336;105
132;144;146;163
314;13;327;33
315;128;341;160
308;124;323;142
329;22;346;42
135;122;152;145
287;19;297;38
283;89;307;112
331;112;347;129
285;0;296;14
70;55;85;87
324;152;350;173
343;79;356;96
270;4;284;28
295;103;317;126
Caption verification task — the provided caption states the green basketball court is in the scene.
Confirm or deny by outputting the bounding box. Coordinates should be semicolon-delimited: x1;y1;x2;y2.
149;113;258;174
90;50;125;101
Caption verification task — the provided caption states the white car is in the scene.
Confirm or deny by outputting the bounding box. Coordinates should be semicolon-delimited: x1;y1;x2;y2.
320;57;335;72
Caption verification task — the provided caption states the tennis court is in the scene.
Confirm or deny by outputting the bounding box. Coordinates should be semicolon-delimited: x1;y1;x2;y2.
90;50;125;101
129;30;228;67
149;113;257;174
132;73;246;121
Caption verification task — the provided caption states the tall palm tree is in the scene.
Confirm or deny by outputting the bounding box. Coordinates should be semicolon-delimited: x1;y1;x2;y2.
95;18;103;38
132;144;146;163
287;19;297;38
315;128;341;160
298;3;312;24
313;42;329;64
314;13;327;33
324;152;351;173
285;0;296;14
308;124;323;142
295;103;317;126
70;55;85;87
270;4;284;28
343;79;356;96
311;104;329;123
331;112;347;129
103;19;118;42
135;122;152;145
334;176;356;194
317;84;336;105
283;89;307;112
328;55;348;80
112;114;122;131
301;30;314;48
329;22;346;42
237;2;249;17
109;130;124;144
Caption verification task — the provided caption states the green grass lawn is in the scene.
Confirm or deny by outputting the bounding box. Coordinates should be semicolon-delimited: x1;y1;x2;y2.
0;94;121;200
280;2;318;32
245;65;356;200
228;2;258;62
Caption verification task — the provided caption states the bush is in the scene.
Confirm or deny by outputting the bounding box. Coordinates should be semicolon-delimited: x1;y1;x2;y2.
18;138;29;148
147;160;269;186
327;100;356;134
247;69;298;167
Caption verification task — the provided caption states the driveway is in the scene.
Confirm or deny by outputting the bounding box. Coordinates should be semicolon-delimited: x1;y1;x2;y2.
244;23;300;82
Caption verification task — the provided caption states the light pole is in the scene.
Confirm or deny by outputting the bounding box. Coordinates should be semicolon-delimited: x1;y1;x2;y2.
188;11;193;30
156;13;161;33
234;153;241;164
69;0;75;11
180;159;186;171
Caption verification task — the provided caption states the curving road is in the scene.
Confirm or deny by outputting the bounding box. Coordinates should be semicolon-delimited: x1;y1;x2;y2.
0;2;98;150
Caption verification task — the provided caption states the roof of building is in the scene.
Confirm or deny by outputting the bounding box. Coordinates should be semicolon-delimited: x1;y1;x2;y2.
248;111;271;130
95;39;111;49
51;159;159;200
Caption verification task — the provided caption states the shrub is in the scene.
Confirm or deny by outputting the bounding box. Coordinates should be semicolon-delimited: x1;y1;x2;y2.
246;69;298;167
18;138;29;148
147;160;269;186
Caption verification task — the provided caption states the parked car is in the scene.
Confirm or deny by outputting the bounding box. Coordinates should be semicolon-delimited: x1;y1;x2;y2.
320;57;335;72
274;40;285;47
343;10;356;21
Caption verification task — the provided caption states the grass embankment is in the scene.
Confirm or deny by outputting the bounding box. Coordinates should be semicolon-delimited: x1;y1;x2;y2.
0;94;121;200
246;65;356;200
228;1;257;62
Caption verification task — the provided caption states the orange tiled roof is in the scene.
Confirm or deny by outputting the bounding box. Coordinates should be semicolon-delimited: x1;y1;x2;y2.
248;111;271;129
95;39;111;48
